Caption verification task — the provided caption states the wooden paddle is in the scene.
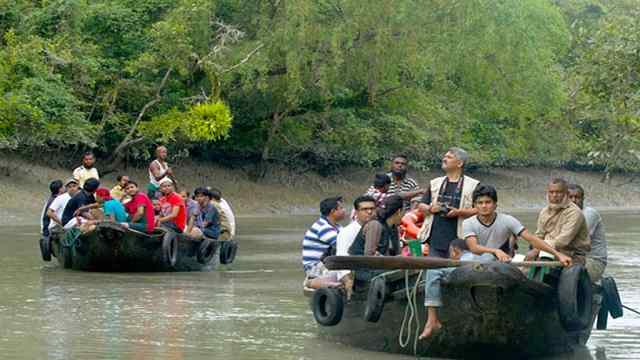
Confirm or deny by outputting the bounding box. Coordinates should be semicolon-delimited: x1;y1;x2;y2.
323;255;563;271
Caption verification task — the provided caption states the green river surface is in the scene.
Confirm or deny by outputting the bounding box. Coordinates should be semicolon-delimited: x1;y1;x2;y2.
0;212;638;360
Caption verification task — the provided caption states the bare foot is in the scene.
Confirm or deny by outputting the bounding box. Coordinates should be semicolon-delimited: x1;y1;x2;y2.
419;321;442;340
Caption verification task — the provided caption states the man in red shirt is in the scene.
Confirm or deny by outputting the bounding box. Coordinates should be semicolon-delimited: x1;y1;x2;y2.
122;180;155;233
156;178;186;233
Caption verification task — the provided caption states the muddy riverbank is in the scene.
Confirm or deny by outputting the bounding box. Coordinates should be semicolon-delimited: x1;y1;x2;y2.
1;155;639;226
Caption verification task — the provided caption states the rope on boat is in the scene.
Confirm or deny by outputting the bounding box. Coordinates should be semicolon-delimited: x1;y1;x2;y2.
398;269;424;356
623;305;640;316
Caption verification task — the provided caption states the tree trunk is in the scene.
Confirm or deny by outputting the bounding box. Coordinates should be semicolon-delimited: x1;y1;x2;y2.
254;112;283;180
102;68;173;174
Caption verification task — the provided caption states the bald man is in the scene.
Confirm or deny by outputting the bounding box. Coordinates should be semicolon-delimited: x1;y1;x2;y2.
148;146;173;199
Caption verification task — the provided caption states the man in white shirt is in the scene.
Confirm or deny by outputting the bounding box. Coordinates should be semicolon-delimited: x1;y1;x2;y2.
47;178;80;231
334;195;376;297
72;152;99;187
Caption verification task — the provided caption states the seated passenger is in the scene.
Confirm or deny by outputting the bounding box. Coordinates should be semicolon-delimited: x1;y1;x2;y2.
209;188;236;239
179;190;199;237
97;188;128;222
208;188;234;240
335;195;376;297
41;180;64;238
568;183;607;282
61;178;100;229
527;178;590;264
110;175;130;202
192;187;221;240
122;180;155;233
73;188;129;223
47;179;80;232
365;173;393;208
348;195;405;282
156;179;186;233
419;185;571;340
302;196;346;289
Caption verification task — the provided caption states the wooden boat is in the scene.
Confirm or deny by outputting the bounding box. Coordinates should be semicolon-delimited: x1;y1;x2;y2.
307;261;603;359
45;222;226;272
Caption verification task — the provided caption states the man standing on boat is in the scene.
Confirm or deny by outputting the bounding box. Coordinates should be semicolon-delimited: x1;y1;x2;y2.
72;151;99;188
417;147;479;258
302;196;346;288
527;178;590;265
568;183;607;282
419;185;572;340
148;146;173;199
387;155;420;209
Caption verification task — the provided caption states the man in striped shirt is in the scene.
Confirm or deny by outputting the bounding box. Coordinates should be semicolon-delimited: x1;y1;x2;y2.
387;155;420;209
302;196;346;283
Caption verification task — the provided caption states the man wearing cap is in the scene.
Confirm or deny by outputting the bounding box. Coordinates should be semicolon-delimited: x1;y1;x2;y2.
62;178;100;229
156;178;186;233
47;178;81;231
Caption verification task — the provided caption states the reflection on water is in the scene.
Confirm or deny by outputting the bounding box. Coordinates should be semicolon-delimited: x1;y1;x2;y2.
0;213;638;359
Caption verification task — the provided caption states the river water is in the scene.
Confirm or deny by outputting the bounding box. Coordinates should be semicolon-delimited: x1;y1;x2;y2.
0;212;638;360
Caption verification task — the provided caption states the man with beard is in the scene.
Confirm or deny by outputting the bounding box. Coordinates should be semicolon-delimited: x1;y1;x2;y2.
527;178;590;265
156;178;186;233
417;148;480;258
387;155;420;209
72;152;99;188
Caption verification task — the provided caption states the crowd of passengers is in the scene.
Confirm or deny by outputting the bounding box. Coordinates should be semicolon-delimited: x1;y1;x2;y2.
40;146;236;241
301;147;608;340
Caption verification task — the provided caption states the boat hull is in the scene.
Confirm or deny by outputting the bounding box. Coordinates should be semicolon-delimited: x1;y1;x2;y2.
49;223;220;272
311;262;600;358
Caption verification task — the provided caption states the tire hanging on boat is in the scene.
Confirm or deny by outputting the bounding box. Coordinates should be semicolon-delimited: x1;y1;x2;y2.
601;277;623;318
161;232;178;268
39;236;52;262
219;240;238;265
557;264;593;331
364;277;387;323
197;238;216;264
596;297;608;330
312;288;344;326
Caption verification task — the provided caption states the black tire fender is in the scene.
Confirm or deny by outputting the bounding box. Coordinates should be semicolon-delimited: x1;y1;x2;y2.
40;236;52;262
312;288;344;326
558;264;593;331
220;240;238;265
364;277;387;323
197;238;216;264
162;232;178;268
601;277;623;318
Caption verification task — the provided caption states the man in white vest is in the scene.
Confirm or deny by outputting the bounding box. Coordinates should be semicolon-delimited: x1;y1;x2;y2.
417;147;479;258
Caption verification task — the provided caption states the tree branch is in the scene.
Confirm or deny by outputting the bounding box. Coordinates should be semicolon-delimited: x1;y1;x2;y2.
112;67;173;157
221;43;264;74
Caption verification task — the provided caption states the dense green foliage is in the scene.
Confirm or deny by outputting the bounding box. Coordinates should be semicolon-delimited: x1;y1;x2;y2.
0;0;638;177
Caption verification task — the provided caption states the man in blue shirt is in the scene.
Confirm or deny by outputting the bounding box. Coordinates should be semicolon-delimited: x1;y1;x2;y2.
193;187;221;239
